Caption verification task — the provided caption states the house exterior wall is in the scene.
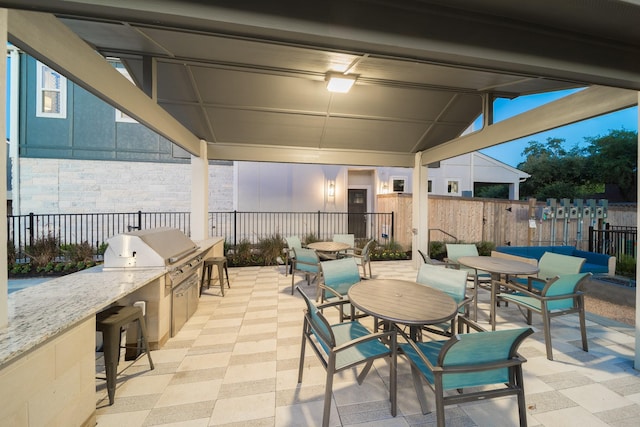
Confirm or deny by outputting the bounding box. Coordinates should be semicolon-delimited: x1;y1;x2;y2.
14;158;233;215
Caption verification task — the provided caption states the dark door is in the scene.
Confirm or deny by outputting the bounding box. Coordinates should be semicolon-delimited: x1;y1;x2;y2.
348;189;367;239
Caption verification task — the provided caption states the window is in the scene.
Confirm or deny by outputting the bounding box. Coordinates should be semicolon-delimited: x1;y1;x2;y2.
447;180;460;195
36;61;67;118
391;176;406;193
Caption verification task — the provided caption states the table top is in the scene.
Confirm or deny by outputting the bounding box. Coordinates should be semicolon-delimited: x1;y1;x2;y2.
458;256;539;276
347;279;458;326
306;241;352;252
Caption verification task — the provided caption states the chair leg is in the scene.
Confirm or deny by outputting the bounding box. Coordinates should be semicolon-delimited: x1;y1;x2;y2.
389;333;397;417
515;367;527;427
367;260;372;278
298;322;308;384
323;356;336;427
435;377;446;427
291;270;296;295
578;297;589;352
541;305;554;360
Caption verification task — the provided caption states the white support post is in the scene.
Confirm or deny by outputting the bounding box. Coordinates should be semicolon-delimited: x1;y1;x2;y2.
190;140;209;241
0;9;8;328
635;92;640;371
412;152;429;268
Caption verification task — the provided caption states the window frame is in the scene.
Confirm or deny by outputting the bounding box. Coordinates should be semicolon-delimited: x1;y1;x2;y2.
35;61;67;119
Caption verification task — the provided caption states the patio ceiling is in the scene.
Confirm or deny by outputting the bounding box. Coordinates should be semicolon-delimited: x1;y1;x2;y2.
3;0;640;167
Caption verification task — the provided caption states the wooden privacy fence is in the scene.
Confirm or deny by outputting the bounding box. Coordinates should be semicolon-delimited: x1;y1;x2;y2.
380;194;636;257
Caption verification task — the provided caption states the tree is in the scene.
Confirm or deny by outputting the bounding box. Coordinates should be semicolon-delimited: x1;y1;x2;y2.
517;130;638;202
583;129;637;202
517;138;591;200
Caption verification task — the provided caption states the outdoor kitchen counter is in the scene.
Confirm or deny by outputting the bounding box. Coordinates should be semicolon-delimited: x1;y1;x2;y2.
0;236;223;368
0;265;166;368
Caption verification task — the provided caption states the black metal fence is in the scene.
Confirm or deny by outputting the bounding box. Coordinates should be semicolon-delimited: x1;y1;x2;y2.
7;210;395;258
589;225;637;259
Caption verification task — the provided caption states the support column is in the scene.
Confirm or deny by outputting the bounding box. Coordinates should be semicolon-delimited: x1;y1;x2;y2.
190;140;209;241
412;152;429;268
1;9;9;328
635;92;639;370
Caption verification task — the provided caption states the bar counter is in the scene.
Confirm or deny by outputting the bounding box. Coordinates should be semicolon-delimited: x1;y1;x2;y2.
0;236;223;427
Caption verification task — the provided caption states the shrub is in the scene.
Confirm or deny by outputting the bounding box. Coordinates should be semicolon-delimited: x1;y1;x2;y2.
475;241;496;256
429;241;446;260
616;254;636;278
62;241;95;263
227;239;255;267
257;234;285;266
24;233;60;269
302;233;320;245
7;240;16;265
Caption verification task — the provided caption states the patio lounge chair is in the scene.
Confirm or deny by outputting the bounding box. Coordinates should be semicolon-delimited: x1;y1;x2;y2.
415;263;471;337
319;257;363;321
399;317;533;427
495;272;592;360
290;247;320;295
296;286;397;427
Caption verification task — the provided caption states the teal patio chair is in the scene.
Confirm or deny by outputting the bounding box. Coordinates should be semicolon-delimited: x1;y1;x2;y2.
495;272;591;360
319;257;362;321
399;318;533;427
297;286;397;427
284;236;303;277
415;263;471;337
290;247;320;295
332;233;356;257
445;243;491;320
352;239;374;278
511;251;586;293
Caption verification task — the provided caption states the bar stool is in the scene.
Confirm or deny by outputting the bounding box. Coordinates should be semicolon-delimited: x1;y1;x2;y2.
96;305;154;405
201;256;230;296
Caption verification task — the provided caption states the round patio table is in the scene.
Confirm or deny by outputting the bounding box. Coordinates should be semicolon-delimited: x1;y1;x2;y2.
306;241;351;258
347;279;458;338
457;255;539;328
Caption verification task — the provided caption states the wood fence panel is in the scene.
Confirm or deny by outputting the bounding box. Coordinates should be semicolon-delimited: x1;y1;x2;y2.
378;194;637;251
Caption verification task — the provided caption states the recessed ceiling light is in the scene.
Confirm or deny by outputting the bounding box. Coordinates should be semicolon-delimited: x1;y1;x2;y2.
325;72;357;93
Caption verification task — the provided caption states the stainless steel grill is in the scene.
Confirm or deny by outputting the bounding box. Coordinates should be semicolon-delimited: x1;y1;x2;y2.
104;227;205;336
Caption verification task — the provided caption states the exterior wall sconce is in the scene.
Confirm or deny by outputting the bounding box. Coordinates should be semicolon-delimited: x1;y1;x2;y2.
381;183;389;194
325;72;357;93
327;180;336;198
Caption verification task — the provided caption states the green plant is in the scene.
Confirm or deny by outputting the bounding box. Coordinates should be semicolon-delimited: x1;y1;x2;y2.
24;232;60;269
256;233;285;266
62;241;94;263
616;254;636;278
97;242;109;255
429;241;446;260
228;239;254;266
475;241;496;256
302;233;320;245
7;240;16;265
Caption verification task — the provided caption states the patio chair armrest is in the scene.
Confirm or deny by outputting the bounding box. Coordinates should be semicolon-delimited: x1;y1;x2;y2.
318;284;344;300
333;328;396;353
316;298;350;311
527;276;546;292
442;258;461;269
457;315;486;333
495;279;540;298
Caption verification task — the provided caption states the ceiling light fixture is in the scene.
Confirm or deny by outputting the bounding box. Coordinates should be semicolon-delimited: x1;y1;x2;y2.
325;72;357;93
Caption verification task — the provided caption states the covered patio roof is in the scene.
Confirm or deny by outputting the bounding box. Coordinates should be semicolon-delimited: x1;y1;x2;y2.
3;0;639;166
0;1;638;369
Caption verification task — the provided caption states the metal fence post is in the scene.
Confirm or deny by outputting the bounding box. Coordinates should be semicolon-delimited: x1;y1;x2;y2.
233;210;237;247
28;212;34;248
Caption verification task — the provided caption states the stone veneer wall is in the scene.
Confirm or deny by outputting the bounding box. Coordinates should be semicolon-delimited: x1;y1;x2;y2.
0;317;96;427
15;158;234;214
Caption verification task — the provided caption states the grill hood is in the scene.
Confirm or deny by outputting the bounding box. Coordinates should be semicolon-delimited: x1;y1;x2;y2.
104;228;198;268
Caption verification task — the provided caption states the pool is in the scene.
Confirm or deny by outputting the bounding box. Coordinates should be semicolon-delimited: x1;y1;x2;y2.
8;278;51;294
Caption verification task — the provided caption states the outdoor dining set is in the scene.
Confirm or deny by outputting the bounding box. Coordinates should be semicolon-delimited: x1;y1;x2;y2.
285;237;592;427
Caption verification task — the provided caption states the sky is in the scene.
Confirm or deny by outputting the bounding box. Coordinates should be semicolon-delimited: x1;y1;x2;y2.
478;89;638;167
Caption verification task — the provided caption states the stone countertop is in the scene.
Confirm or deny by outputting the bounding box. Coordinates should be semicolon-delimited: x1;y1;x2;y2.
0;266;166;368
0;236;224;368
